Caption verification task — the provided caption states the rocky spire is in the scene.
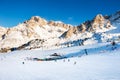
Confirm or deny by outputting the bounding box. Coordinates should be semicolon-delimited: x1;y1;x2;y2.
93;14;105;24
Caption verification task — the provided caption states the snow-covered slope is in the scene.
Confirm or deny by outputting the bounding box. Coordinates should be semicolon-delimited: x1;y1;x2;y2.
0;16;72;52
0;42;120;80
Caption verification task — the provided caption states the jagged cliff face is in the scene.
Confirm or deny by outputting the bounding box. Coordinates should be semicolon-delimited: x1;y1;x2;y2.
0;11;120;52
91;14;112;30
62;14;113;38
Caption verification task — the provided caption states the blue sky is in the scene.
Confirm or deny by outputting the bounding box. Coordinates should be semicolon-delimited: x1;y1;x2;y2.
0;0;120;27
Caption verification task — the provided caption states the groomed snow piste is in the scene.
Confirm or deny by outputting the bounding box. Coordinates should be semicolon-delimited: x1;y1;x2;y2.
0;42;120;80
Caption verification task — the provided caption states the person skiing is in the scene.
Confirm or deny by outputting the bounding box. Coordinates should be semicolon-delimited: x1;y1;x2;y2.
84;49;88;55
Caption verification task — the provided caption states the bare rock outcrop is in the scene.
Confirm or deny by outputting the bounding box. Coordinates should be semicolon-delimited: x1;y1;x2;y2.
25;16;47;27
61;14;113;38
0;27;7;40
48;21;72;29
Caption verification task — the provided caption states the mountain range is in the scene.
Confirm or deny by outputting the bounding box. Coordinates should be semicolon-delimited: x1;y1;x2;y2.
0;11;120;53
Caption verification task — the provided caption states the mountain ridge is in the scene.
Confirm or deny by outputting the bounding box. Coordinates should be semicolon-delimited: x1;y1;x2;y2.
0;11;120;53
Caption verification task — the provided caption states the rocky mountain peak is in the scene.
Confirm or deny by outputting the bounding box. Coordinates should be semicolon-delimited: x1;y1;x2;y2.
91;14;112;31
30;16;46;22
93;14;105;24
24;16;47;27
61;13;113;38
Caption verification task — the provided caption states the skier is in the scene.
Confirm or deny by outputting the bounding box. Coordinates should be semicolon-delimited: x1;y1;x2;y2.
22;62;25;64
74;61;76;65
84;49;88;55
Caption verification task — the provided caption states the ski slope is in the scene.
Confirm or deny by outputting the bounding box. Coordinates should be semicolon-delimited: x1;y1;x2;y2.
0;42;120;80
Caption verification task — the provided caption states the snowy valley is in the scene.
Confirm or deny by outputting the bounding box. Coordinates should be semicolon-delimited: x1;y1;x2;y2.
0;11;120;80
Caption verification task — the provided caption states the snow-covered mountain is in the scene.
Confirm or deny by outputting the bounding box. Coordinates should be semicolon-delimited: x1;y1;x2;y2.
61;11;120;45
61;14;113;38
0;16;73;52
0;11;120;53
